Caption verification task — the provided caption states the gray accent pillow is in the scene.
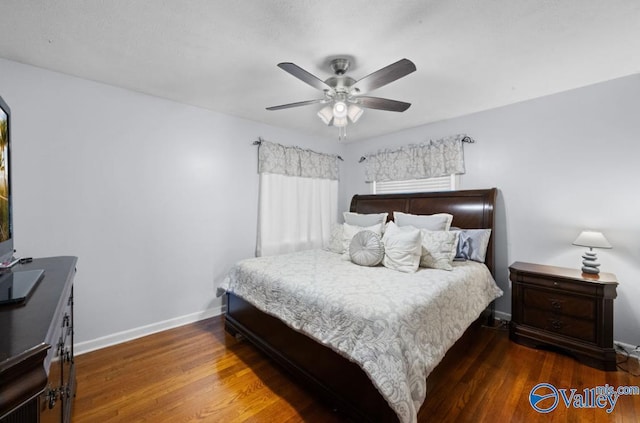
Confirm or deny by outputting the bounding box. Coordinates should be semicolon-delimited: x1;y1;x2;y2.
349;230;385;267
453;229;492;262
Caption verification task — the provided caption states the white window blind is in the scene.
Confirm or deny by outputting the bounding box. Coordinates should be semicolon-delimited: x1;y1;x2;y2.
372;175;457;194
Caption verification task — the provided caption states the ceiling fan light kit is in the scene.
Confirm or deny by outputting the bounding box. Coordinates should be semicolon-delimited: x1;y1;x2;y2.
267;57;416;140
317;106;333;125
348;104;363;123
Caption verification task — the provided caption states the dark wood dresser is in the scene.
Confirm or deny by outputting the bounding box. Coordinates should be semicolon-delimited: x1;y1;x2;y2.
509;261;618;371
0;256;77;423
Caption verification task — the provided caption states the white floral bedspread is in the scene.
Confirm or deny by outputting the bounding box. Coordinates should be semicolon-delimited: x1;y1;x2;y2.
220;249;502;423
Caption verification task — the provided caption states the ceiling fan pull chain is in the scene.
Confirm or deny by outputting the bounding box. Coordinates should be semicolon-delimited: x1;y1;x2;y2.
339;125;347;141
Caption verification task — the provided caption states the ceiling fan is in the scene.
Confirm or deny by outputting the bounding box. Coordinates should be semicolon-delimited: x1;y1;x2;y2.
266;58;417;140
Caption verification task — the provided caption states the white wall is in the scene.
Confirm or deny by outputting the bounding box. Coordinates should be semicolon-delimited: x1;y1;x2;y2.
0;58;343;351
3;56;638;349
342;74;640;346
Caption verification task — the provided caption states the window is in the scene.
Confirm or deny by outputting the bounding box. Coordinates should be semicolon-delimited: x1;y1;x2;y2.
372;175;457;194
258;173;338;256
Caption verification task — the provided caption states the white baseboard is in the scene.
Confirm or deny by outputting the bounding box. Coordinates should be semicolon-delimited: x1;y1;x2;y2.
494;310;511;322
615;341;640;360
74;306;224;356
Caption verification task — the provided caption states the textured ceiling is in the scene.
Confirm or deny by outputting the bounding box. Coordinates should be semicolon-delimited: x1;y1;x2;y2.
1;0;639;141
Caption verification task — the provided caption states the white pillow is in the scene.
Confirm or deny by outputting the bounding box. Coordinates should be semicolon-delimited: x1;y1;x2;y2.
393;211;453;231
343;212;388;233
342;223;383;255
419;230;460;270
381;221;423;273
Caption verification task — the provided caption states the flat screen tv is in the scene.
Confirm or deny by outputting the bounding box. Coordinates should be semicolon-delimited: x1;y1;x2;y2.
0;94;12;266
0;95;45;306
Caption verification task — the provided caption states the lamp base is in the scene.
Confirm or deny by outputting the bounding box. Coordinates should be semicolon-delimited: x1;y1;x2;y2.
581;251;600;275
581;266;600;275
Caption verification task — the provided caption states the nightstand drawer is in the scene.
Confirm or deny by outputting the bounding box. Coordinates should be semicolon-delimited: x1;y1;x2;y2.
523;289;595;319
522;308;595;343
516;274;598;296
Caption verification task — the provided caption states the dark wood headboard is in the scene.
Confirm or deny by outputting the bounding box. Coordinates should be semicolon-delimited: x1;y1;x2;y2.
350;188;498;276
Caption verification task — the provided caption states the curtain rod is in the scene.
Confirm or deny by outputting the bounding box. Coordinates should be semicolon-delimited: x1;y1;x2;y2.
253;137;343;161
358;135;475;163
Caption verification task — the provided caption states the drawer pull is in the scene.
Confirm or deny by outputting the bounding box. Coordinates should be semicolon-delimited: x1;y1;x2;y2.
63;384;71;399
550;300;562;310
46;388;58;409
553;281;560;287
551;320;563;330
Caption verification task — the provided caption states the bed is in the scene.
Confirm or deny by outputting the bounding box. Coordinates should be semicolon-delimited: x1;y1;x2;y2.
223;188;500;422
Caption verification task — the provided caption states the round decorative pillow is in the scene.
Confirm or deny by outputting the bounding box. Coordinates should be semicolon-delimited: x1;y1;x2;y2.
349;230;385;267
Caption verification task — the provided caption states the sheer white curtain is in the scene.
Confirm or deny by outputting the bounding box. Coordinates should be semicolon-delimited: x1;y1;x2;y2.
256;141;339;257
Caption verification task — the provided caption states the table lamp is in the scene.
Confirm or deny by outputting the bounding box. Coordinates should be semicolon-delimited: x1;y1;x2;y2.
572;230;612;275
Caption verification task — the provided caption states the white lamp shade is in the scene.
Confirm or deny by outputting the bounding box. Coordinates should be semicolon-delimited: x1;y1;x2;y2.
333;116;348;127
317;106;333;125
572;231;612;249
347;104;363;123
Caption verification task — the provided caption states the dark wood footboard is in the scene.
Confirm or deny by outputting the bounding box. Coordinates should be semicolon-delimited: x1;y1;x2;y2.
225;293;398;422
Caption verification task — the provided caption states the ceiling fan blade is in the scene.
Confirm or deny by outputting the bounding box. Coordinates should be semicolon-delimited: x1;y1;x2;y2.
266;98;324;111
277;62;333;91
355;96;411;112
351;59;416;93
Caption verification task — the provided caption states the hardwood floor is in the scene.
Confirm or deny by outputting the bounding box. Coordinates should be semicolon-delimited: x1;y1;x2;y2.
73;316;640;422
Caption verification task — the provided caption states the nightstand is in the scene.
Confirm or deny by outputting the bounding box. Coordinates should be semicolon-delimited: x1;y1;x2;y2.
509;261;618;371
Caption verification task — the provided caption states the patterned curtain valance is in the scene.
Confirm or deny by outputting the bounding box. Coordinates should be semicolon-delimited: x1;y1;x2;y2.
363;134;468;182
258;140;340;180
